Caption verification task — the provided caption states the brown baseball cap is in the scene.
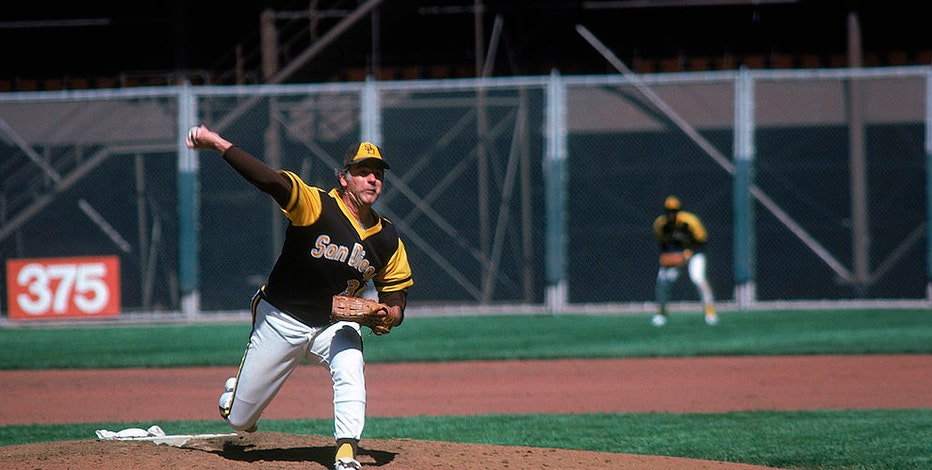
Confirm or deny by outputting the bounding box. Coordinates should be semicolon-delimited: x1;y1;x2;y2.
343;142;390;169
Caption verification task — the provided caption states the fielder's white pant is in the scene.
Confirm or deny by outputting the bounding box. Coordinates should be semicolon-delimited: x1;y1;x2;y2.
224;297;366;441
655;252;715;309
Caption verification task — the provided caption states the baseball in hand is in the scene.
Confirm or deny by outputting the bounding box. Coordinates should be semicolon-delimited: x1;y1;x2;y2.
186;126;200;147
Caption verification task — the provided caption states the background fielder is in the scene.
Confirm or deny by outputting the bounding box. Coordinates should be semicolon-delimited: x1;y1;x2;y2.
187;125;413;470
651;195;718;327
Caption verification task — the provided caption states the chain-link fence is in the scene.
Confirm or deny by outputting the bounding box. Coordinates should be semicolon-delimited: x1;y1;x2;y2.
2;66;929;320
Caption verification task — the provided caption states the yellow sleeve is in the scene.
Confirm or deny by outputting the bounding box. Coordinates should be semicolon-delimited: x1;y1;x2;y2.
679;212;708;244
652;216;666;241
278;170;323;226
375;239;414;293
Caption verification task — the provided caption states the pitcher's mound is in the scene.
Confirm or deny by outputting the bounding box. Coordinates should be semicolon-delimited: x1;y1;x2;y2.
0;431;781;469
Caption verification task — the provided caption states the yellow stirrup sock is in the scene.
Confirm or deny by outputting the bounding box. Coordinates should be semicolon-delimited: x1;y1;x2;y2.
335;442;355;461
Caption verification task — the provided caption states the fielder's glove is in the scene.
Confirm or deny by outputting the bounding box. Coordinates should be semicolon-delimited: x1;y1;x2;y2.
331;295;394;335
659;252;687;267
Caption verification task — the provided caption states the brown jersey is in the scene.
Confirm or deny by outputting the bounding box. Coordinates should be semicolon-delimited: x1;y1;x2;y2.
653;210;708;253
262;171;413;326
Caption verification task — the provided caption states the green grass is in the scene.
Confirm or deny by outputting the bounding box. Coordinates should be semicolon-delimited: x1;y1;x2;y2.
1;308;930;469
1;410;928;469
1;309;929;369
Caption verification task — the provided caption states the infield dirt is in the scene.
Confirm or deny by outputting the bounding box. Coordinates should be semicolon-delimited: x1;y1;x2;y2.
2;355;929;469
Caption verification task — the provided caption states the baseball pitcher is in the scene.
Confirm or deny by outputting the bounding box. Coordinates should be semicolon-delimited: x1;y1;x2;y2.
187;125;413;470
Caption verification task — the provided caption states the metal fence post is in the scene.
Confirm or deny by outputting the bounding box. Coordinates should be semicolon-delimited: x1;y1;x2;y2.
545;69;568;314
733;67;756;310
362;74;382;144
926;68;932;304
177;82;200;320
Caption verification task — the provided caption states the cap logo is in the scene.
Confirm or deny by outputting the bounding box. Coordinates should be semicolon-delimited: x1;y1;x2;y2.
353;142;382;160
354;142;382;162
344;141;389;169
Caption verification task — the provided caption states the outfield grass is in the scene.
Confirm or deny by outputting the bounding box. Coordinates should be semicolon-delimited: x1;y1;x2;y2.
1;308;930;469
1;309;929;369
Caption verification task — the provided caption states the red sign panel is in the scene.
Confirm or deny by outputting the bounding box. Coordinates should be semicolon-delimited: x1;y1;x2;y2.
6;256;121;320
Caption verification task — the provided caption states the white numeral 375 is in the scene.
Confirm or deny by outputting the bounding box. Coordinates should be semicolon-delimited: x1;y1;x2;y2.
16;262;110;315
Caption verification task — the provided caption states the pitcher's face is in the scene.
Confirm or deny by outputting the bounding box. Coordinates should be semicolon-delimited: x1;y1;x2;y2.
342;163;384;206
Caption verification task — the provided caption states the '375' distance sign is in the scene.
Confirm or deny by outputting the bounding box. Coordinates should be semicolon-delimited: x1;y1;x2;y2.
6;256;121;320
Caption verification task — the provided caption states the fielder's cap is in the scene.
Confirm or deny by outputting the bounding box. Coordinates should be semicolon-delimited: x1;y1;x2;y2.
343;141;390;170
664;195;681;211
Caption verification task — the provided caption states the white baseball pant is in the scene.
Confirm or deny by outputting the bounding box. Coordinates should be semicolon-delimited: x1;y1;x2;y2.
223;296;366;441
655;252;715;307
